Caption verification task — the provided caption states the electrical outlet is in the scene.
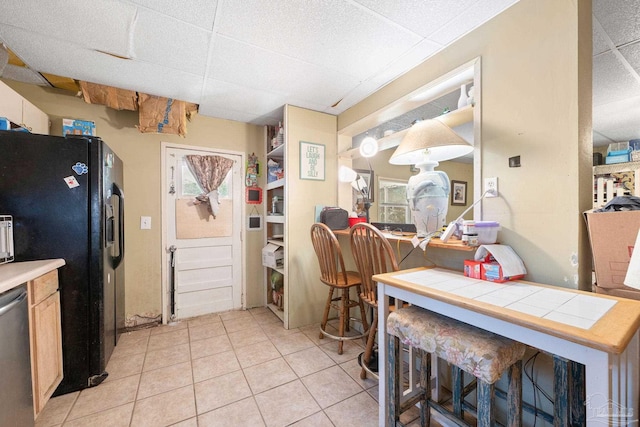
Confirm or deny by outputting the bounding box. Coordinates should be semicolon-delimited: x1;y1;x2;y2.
140;216;151;230
484;177;498;197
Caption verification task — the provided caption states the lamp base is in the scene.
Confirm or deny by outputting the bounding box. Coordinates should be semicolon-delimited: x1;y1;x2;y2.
407;169;450;237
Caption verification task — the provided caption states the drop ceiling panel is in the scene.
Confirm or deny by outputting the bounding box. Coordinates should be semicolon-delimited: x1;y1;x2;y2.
368;39;444;86
215;0;421;81
593;0;640;47
1;64;50;86
129;0;219;30
0;0;137;58
619;43;640;77
208;36;361;108
428;0;519;45
0;26;204;102
196;105;262;124
593;96;640;144
200;79;286;117
134;8;211;75
592;51;640;107
352;0;477;38
592;25;611;56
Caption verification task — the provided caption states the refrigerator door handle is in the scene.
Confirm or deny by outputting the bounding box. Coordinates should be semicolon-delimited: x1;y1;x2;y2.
112;183;125;269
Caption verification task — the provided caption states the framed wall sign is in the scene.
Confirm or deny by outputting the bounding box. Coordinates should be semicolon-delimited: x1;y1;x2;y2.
451;180;467;206
246;186;262;204
247;214;263;231
299;141;325;181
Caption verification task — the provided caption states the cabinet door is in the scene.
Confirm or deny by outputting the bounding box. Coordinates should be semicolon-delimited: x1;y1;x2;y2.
0;80;23;125
22;99;49;134
31;291;63;416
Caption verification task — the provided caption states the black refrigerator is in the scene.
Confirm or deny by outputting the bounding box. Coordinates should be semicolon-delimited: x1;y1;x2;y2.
0;131;125;395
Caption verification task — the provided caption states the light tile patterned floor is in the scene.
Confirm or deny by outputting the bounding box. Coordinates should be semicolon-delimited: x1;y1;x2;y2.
35;307;424;427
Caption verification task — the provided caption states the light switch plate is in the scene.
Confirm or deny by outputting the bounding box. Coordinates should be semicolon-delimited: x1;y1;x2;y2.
140;216;151;230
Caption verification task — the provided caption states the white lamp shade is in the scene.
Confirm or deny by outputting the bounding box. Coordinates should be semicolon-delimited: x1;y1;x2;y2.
338;165;358;183
389;119;473;165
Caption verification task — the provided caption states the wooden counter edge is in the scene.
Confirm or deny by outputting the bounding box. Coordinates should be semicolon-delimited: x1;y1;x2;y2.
373;267;640;355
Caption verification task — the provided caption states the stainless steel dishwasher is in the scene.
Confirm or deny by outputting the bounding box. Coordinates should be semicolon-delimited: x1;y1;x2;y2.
0;284;34;427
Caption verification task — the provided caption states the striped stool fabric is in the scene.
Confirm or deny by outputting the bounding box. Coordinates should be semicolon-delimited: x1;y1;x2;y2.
387;305;526;426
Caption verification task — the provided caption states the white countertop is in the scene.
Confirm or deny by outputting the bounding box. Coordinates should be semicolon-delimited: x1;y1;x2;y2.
0;259;66;294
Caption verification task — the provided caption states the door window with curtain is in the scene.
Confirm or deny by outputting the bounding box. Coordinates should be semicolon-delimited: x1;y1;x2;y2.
378;177;410;224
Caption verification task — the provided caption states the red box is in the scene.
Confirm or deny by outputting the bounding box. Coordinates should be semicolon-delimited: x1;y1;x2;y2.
349;217;366;227
464;260;483;279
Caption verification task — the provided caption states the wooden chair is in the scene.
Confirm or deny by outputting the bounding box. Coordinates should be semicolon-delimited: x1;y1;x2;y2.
349;222;399;379
310;223;369;354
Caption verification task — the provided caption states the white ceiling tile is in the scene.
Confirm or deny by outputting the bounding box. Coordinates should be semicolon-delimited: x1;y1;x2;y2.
208;36;361;109
593;95;640;143
1;64;50;85
428;0;519;45
352;0;477;37
128;0;219;30
592;51;640;107
324;79;385;115
619;43;640;77
196;104;263;124
0;0;137;58
593;0;640;48
0;26;204;102
592;24;611;56
201;79;286;117
134;8;211;75
368;39;444;86
215;0;420;81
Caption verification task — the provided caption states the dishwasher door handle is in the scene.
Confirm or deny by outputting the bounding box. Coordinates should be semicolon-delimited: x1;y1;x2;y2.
0;289;27;317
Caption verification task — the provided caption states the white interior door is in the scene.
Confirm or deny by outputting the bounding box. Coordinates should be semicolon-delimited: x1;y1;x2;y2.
164;145;243;320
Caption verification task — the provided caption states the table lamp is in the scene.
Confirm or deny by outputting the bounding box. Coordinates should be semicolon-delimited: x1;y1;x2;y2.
389;119;473;237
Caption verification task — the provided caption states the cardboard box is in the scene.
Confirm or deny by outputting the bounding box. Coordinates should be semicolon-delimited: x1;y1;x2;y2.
63;119;96;136
584;210;640;289
480;261;524;283
593;283;640;301
262;243;283;269
463;260;482;279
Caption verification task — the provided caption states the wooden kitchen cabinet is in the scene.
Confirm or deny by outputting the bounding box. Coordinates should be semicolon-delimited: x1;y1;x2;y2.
28;270;63;418
0;79;50;134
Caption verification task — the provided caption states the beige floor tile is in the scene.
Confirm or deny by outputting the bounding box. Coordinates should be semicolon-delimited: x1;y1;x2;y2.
35;391;78;427
270;332;315;356
147;328;189;351
339;358;378;390
122;328;152;339
194;370;252;414
299;323;325;345
260;320;300;339
227;326;269;349
289;411;335;426
367;385;379;402
219;309;252;321
168;417;198;427
190;334;233;359
186;313;222;327
319;339;363;364
284;346;336;377
188;321;226;342
234;340;282;369
143;343;191;372
222;316;259;333
301;365;362;408
112;333;149;358
197;397;265;427
254;380;321;427
323;391;379;427
63;402;134;427
138;361;193;400
130;385;196;427
150;321;188;336
66;375;139;421
105;351;145;382
192;350;241;383
243;358;297;394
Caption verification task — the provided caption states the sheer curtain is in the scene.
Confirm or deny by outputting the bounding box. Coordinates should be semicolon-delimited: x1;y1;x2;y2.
185;154;234;218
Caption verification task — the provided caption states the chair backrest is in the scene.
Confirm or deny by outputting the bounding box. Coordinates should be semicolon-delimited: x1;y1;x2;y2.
310;222;349;286
349;223;399;305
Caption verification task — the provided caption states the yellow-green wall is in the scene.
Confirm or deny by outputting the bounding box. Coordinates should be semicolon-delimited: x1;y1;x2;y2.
341;0;593;290
3;81;266;323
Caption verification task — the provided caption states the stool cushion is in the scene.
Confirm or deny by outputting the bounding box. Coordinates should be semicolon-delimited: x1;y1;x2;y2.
387;306;526;384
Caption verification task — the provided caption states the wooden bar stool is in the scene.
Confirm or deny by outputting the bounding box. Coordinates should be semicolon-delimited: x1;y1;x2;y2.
387;305;526;426
310;223;369;354
349;222;400;379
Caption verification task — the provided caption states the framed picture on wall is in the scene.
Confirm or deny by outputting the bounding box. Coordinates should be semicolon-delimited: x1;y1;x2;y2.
451;180;467;206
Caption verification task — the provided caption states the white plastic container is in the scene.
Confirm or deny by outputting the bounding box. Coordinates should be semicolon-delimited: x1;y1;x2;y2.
475;221;500;244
